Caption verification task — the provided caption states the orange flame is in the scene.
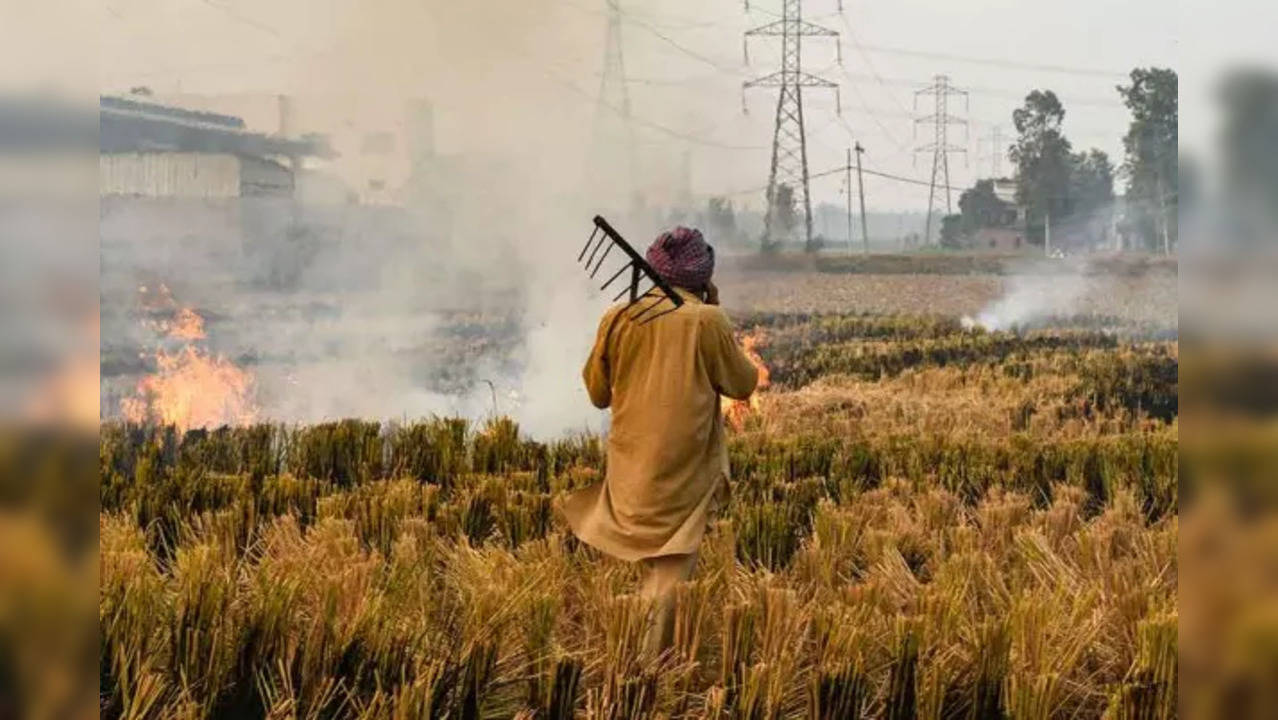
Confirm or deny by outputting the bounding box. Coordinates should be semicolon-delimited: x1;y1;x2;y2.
165;307;207;341
121;288;256;430
721;330;770;431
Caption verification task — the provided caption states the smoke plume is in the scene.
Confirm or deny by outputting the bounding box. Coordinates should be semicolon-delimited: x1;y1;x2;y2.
961;258;1093;332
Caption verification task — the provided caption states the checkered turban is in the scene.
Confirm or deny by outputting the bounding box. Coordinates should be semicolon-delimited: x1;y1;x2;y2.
645;226;714;291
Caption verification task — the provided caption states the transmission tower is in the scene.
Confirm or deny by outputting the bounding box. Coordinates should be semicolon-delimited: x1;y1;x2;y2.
743;0;841;251
590;0;638;210
914;74;968;245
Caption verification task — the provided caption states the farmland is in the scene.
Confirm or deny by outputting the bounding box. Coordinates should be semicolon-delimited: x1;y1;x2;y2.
99;268;1177;719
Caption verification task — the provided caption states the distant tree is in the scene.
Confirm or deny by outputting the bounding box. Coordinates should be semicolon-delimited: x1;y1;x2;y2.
1062;149;1116;249
1010;90;1073;244
774;184;797;235
1118;68;1177;251
764;183;798;252
1068;148;1115;220
939;214;964;249
957;179;1006;235
706;196;737;244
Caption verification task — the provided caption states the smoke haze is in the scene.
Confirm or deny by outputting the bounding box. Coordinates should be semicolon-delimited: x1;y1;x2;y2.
961;259;1093;332
90;0;1181;434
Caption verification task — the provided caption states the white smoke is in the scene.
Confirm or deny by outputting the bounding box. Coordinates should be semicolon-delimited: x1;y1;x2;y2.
961;258;1093;332
99;192;631;437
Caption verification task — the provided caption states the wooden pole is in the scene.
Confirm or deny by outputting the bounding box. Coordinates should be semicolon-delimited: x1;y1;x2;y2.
845;147;853;254
855;142;869;254
1045;211;1052;257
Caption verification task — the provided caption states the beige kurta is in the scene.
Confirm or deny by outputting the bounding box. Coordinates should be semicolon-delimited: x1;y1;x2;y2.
559;288;759;561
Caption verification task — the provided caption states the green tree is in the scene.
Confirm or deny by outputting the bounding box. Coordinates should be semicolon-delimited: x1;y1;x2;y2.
1117;68;1177;251
1010;90;1073;244
706;196;737;242
764;183;798;252
957;179;1007;235
1062;149;1116;249
1068;148;1115;222
939;214;964;249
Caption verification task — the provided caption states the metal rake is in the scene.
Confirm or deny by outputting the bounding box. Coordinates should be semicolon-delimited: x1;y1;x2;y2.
578;215;684;325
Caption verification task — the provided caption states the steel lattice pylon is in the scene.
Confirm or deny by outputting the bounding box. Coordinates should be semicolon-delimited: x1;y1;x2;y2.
914;74;968;246
743;0;840;251
589;0;637;211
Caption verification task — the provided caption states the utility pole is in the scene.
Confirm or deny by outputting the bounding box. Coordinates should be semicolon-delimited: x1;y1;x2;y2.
845;147;853;253
743;0;840;252
914;75;968;246
855;142;869;254
591;0;637;212
1156;171;1170;255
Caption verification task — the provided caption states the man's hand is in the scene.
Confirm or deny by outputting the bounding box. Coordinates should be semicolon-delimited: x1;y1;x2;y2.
704;281;720;306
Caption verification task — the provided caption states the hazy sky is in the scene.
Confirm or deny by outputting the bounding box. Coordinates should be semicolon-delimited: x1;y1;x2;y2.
90;0;1187;211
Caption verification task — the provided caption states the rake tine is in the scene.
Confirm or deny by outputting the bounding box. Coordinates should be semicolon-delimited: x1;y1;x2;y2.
577;226;600;263
613;278;642;303
635;303;681;325
628;294;668;323
627;300;662;323
622;281;658;305
602;261;634;293
584;231;609;269
589;241;615;278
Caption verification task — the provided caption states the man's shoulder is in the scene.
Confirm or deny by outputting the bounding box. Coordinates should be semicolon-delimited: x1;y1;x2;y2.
603;294;729;330
690;301;731;329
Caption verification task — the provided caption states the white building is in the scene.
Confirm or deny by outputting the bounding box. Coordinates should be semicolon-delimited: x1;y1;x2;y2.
99;95;331;199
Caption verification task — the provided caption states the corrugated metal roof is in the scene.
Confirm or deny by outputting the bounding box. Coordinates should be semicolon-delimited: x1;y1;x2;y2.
100;95;333;159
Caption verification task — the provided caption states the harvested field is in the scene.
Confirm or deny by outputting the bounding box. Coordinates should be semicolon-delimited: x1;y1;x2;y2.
99;310;1177;719
718;270;1177;329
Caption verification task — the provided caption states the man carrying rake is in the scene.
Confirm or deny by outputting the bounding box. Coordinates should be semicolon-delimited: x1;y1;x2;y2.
560;226;759;658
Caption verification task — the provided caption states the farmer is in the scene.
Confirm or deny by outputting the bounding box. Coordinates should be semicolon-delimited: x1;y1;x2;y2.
560;226;759;658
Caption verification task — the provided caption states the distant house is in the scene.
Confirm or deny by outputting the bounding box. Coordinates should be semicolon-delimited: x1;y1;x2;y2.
99;95;331;199
973;226;1024;251
971;179;1026;251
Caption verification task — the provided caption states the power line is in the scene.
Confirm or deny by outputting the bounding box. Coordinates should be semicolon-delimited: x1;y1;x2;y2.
857;43;1128;79
805;97;1121;139
502;25;767;153
837;77;910;152
717;140;999;199
836;13;915;118
836;70;1125;108
560;0;745;75
539;63;767;150
860;164;968;192
621;9;746;75
194;0;281;39
717;156;1169;206
613;7;724;30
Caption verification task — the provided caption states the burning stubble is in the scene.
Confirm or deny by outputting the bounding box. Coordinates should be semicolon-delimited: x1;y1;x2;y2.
721;329;771;431
119;285;257;431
